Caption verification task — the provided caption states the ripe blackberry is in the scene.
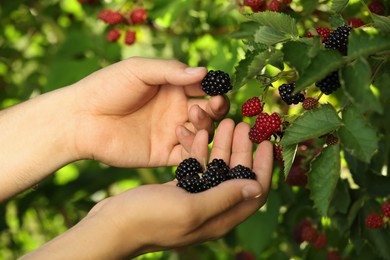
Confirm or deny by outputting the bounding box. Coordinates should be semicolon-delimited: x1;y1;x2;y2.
315;70;340;95
202;158;229;187
242;97;263;117
206;158;230;174
324;25;352;56
98;10;123;25
302;97;318;110
177;175;210;193
381;201;390;217
364;213;384;229
278;83;305;105
228;165;256;180
201;70;233;96
326;134;339;146
175;157;203;181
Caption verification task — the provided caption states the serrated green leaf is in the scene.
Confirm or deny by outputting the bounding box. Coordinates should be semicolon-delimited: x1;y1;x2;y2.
280;104;343;146
308;144;341;216
295;50;344;92
246;11;299;37
330;0;349;13
254;26;291;45
329;14;346;28
282;144;298;179
338;106;379;163
229;21;260;39
341;58;383;114
282;41;311;75
348;29;390;57
372;13;390;33
233;49;282;87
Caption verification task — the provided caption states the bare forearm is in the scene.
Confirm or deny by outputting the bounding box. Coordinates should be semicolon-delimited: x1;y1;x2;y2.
0;86;78;201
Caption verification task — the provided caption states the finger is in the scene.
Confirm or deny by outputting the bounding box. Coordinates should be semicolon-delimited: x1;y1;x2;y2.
209;119;235;163
253;140;274;196
192;178;262;223
122;57;208;86
176;125;196;155
188;95;230;121
188;105;214;134
230;122;253;168
190;129;209;166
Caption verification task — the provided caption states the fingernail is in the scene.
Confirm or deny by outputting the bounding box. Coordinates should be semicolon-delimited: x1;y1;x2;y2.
242;185;262;200
185;67;206;74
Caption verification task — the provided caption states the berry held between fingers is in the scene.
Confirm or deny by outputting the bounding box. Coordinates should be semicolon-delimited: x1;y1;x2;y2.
201;70;233;96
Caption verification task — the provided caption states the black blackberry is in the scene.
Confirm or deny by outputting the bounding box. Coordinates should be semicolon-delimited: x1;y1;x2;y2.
278;82;305;105
315;70;340;95
175;157;203;181
201;70;233;96
228;165;256;180
177;175;210;193
324;25;352;56
202;159;229;187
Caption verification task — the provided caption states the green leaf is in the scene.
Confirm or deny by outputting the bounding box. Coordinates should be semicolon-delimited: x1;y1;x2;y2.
236;190;280;256
341;58;383;114
348;29;390;57
308;144;341;216
330;180;351;214
338;106;379;163
281;41;312;76
280;104;343;146
229;21;260;39
282;144;298;179
372;13;390;33
330;0;349;13
329;14;346;28
246;11;299;37
254;26;292;45
295;49;344;92
233;49;282;87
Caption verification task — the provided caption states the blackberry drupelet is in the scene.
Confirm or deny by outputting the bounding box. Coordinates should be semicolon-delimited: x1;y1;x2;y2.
228;165;256;180
175;157;203;181
278;83;305;105
201;70;233;96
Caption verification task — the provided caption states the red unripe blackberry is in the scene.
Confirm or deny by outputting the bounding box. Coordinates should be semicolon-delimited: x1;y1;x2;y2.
130;8;148;24
326;250;342;260
249;125;271;144
201;70;233;96
365;213;384;229
293;219;313;244
368;0;385;15
177;175;210;193
286;166;308;186
316;27;332;42
273;144;283;162
98;10;123;25
268;0;282;12
302;97;318;110
106;29;121;42
124;30;136;45
315;70;341;95
324;25;352;56
348;18;365;28
313;233;327;249
175;157;203;181
278;82;305;105
283;0;292;4
236;251;256;260
242;97;263;117
381;201;390;217
228;165;256;180
301;225;318;243
244;0;266;12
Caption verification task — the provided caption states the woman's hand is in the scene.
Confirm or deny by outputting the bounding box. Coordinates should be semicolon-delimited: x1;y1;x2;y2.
21;119;273;259
71;57;230;167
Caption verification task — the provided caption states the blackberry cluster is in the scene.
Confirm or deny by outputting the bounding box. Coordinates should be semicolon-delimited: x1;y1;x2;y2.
315;25;352;95
278;83;305;105
201;70;233;96
324;25;352;56
175;158;256;193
